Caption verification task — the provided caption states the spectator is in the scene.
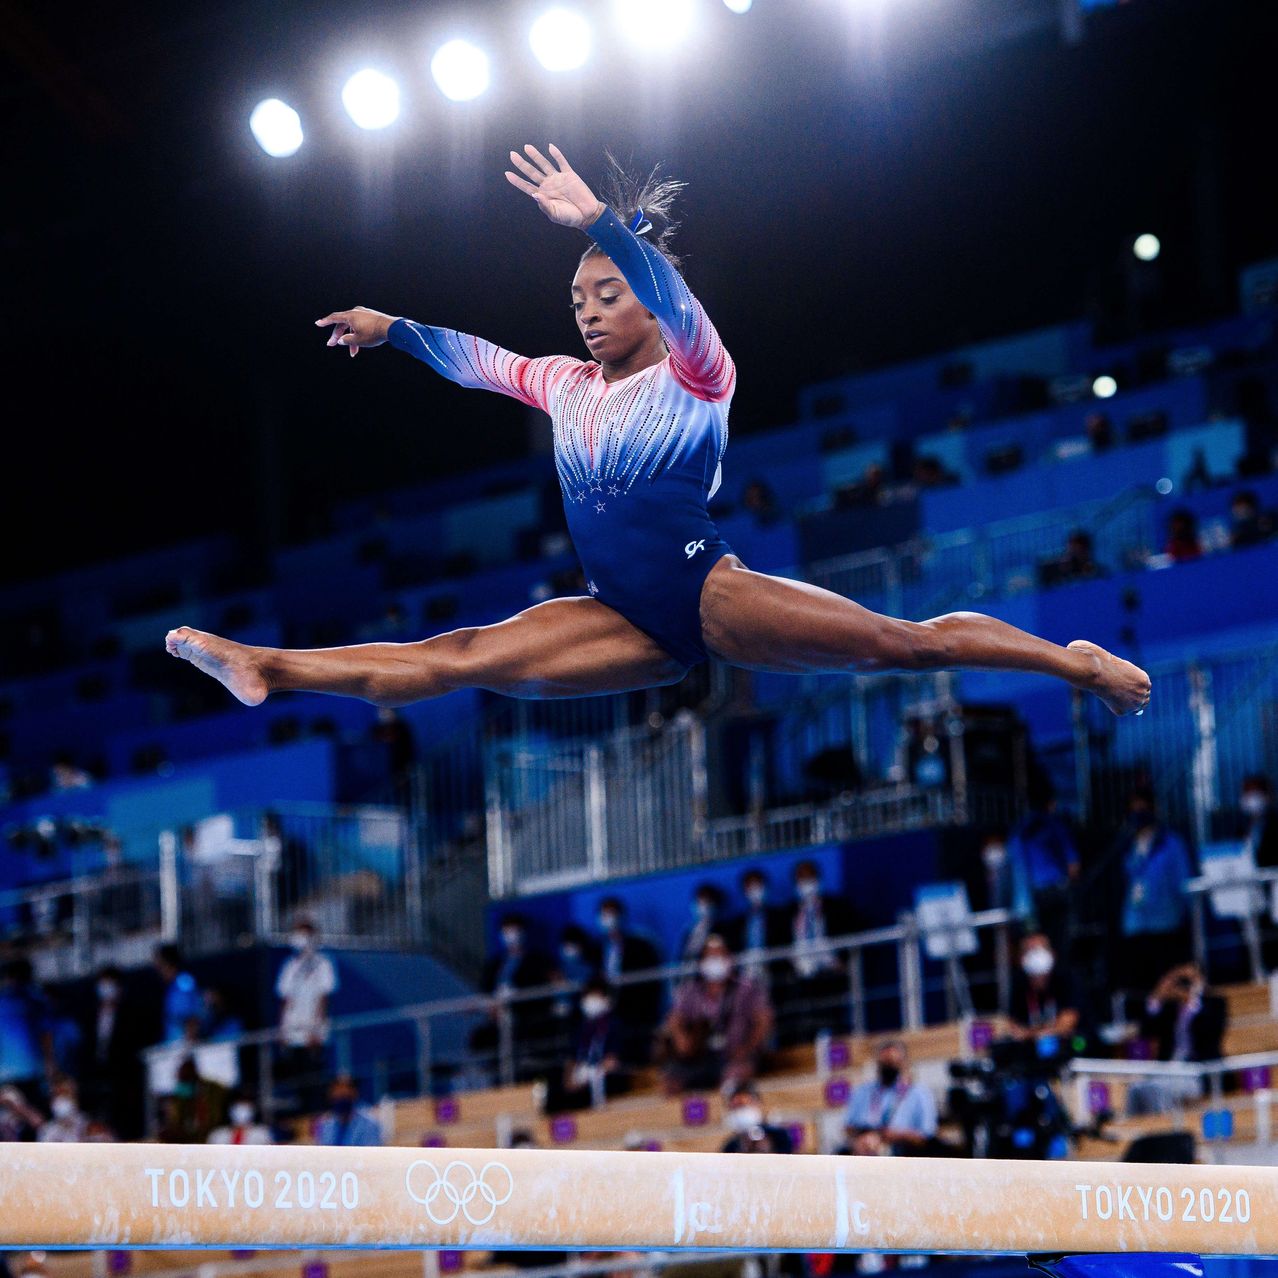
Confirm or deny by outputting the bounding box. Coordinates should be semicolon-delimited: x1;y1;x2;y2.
595;897;662;1056
49;751;92;793
313;1075;382;1146
1008;794;1080;953
658;935;772;1095
784;861;854;1038
1039;530;1106;588
1118;788;1193;991
554;924;597;986
724;869;786;980
546;977;629;1112
209;1092;274;1144
0;1085;43;1142
679;884;725;964
1085;411;1114;453
0;958;53;1103
843;1041;937;1156
158;1057;228;1144
153;944;202;1044
1127;962;1227;1116
200;987;244;1042
741;479;780;527
37;1077;91;1142
469;914;553;1079
1229;490;1275;550
82;964;149;1140
1164;509;1203;563
720;1080;793;1154
1007;933;1080;1041
276;918;338;1113
1241;774;1278;867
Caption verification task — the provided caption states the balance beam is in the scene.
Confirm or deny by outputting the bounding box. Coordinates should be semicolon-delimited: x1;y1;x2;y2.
0;1144;1273;1255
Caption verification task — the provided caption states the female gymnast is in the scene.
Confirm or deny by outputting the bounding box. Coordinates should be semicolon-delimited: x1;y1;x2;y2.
167;144;1150;717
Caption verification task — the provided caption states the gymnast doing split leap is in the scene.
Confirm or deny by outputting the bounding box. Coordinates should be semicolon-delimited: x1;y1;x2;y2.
167;144;1150;717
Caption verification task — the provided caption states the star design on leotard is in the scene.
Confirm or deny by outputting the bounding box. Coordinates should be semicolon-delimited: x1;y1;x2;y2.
575;490;587;503
594;501;606;513
588;479;603;493
607;484;621;497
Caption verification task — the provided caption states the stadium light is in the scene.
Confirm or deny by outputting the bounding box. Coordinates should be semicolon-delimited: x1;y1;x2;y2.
723;0;753;12
249;99;303;157
615;0;695;50
530;8;592;71
341;69;401;129
1092;375;1118;399
431;39;491;101
1133;232;1161;262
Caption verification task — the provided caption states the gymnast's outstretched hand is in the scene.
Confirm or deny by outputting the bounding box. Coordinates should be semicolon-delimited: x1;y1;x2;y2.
314;306;400;358
505;143;604;229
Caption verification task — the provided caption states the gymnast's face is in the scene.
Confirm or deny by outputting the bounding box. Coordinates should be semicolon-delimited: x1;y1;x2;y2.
571;253;661;366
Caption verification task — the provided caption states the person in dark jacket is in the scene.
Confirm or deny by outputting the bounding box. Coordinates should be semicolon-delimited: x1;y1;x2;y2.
595;896;662;1056
720;1080;793;1154
545;977;630;1112
468;914;554;1078
81;964;150;1140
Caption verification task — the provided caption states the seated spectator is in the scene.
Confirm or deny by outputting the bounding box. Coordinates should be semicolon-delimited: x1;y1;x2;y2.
721;1081;793;1154
468;914;553;1078
154;944;202;1044
1007;933;1080;1041
36;1077;91;1142
679;884;726;964
741;479;780;527
0;1085;43;1142
209;1092;274;1144
546;977;630;1113
158;1057;228;1144
1039;530;1106;588
1008;793;1079;952
1229;490;1275;550
1085;411;1114;453
1241;774;1278;867
550;922;597;1022
844;1040;937;1156
596;897;662;1056
1127;963;1226;1116
724;868;786;982
782;861;854;1039
1164;509;1203;563
1117;787;1192;992
658;936;773;1095
313;1075;382;1146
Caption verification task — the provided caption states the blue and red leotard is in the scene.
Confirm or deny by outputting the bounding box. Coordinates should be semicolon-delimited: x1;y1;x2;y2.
387;206;736;668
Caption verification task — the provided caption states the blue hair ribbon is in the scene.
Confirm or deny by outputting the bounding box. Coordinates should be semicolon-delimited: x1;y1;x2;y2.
629;208;654;238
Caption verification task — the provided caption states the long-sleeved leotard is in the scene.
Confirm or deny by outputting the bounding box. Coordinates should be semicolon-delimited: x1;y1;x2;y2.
387;206;736;667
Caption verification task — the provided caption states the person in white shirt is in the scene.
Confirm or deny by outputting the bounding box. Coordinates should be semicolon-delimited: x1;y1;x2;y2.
276;918;338;1112
37;1077;91;1143
209;1093;274;1145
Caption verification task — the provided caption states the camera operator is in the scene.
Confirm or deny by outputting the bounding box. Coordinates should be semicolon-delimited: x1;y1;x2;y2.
1007;933;1080;1041
843;1041;937;1156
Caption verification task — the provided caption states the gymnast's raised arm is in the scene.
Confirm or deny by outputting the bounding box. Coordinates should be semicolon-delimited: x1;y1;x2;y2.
313;307;579;413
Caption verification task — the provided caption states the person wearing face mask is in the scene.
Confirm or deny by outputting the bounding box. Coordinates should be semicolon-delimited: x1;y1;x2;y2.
546;978;630;1113
1007;933;1080;1041
81;964;147;1140
313;1074;382;1146
679;884;724;964
470;913;554;1081
720;1081;792;1154
843;1042;936;1157
593;897;661;1059
36;1077;91;1142
1006;791;1080;954
1239;775;1277;868
784;861;855;1041
1117;788;1192;993
724;870;785;981
276;918;338;1115
209;1091;274;1145
658;935;773;1096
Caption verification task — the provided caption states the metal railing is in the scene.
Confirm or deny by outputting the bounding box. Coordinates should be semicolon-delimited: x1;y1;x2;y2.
142;907;1015;1125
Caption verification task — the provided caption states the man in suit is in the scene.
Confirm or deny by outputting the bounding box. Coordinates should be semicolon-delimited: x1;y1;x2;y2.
722;869;787;975
595;896;662;1056
780;861;855;1040
81;964;150;1139
469;914;553;1080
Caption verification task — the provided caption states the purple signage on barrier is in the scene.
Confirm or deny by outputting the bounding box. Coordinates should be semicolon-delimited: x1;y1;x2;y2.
550;1116;578;1143
302;1263;327;1278
231;1253;255;1262
788;1123;805;1152
826;1039;851;1069
968;1021;994;1052
1242;1065;1271;1093
682;1097;709;1126
1127;1038;1153;1061
824;1077;851;1108
1086;1080;1111;1115
439;1252;464;1273
421;1132;448;1148
434;1098;459;1124
107;1252;132;1275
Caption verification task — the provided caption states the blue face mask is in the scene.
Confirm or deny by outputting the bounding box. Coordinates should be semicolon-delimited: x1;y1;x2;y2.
694;900;713;919
599;913;618;933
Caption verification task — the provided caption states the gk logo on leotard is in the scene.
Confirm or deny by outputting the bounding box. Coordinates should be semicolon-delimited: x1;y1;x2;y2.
685;539;706;559
405;1159;514;1226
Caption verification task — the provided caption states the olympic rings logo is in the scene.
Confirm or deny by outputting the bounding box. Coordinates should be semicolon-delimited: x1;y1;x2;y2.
405;1160;515;1227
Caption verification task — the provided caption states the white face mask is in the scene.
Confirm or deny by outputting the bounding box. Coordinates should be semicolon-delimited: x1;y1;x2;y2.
501;928;522;949
1242;793;1269;817
982;843;1007;868
1022;948;1055;978
746;885;766;905
51;1095;77;1120
700;956;731;982
230;1103;256;1127
728;1105;764;1133
97;980;120;1001
694;899;714;919
581;995;610;1019
599;913;618;932
291;932;313;951
797;879;819;899
561;944;581;960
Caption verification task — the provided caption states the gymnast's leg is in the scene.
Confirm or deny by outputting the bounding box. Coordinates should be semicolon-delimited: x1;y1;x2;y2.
699;556;1151;715
165;598;686;707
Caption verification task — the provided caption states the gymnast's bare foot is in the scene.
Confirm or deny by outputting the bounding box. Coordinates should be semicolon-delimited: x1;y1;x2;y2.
165;627;270;707
1067;639;1151;716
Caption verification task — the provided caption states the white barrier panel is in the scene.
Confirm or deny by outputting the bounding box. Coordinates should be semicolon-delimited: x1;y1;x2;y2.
0;1144;1275;1254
